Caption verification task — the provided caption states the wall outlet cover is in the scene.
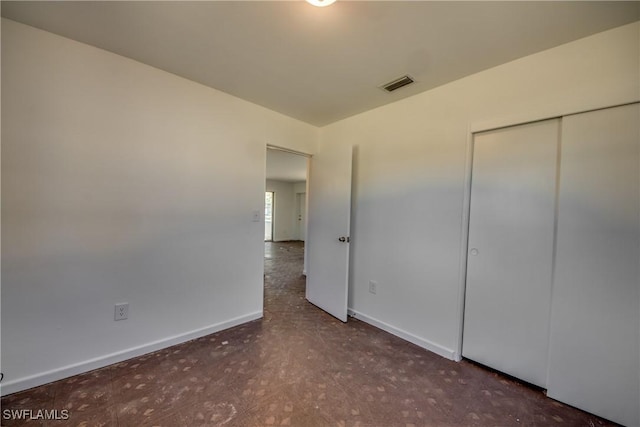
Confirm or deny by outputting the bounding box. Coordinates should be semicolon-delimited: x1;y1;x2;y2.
115;303;129;321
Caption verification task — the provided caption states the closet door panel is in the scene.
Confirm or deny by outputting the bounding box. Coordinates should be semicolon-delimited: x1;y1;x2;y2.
463;119;559;388
547;103;639;427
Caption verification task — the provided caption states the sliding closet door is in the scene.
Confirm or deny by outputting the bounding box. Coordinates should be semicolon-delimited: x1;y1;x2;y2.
547;103;639;427
463;119;559;388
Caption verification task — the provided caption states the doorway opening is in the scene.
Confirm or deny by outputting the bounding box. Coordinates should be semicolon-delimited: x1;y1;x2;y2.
265;146;310;283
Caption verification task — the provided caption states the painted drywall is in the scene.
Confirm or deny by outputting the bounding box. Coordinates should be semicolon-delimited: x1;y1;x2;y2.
293;182;307;194
1;19;317;394
327;21;639;360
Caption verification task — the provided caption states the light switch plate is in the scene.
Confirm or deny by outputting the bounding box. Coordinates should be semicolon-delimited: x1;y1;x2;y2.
369;280;377;294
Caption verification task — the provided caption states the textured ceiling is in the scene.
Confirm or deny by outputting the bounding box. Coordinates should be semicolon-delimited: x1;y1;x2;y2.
2;1;638;126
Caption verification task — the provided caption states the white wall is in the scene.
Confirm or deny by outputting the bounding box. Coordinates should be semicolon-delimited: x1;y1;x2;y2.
293;182;307;195
327;22;639;359
1;19;317;394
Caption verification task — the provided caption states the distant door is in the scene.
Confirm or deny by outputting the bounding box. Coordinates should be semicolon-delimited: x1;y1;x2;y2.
296;193;306;241
306;142;352;322
463;119;559;388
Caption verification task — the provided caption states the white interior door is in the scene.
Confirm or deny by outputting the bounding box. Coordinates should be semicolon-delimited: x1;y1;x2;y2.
306;142;352;322
463;119;559;388
546;103;639;427
296;193;306;241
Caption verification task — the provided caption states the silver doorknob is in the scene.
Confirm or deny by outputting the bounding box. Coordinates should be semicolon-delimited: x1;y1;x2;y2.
470;248;479;256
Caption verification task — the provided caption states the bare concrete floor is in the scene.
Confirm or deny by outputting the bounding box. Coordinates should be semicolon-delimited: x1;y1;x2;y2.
1;241;617;426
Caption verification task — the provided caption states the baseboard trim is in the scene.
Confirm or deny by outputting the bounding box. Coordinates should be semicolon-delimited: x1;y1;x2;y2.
347;309;458;361
1;311;263;396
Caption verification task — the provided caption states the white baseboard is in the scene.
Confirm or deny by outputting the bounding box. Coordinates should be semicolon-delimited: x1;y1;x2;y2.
347;309;458;361
0;311;263;396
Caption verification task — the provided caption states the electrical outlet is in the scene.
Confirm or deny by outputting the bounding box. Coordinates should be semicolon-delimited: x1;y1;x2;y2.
115;303;129;321
369;280;378;295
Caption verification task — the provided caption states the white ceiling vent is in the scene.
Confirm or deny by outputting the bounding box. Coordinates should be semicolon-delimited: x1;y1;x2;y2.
381;75;414;92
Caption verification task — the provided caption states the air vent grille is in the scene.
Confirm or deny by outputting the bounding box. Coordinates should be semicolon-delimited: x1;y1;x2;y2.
382;75;414;92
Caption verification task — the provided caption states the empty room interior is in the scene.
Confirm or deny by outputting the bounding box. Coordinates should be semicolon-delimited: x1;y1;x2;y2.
1;1;639;426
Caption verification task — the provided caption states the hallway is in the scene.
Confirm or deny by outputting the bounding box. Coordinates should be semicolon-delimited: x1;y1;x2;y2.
1;241;615;426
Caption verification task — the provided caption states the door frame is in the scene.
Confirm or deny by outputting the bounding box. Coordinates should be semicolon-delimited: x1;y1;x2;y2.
265;144;311;274
455;101;639;361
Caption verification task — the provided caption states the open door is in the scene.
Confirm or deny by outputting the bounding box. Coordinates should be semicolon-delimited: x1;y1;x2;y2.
306;142;352;322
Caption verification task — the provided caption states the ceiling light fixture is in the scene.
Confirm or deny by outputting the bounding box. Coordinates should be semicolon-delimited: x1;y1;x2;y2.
305;0;337;7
